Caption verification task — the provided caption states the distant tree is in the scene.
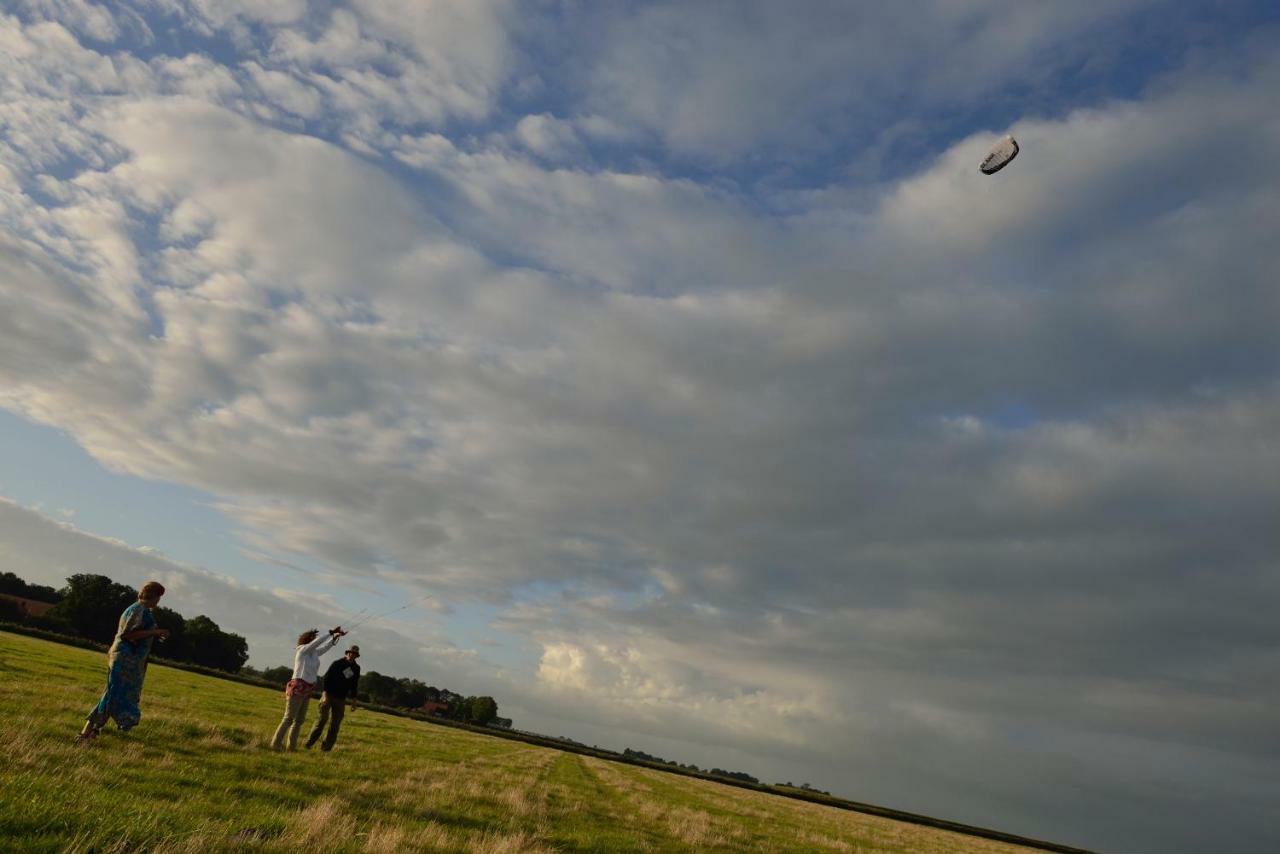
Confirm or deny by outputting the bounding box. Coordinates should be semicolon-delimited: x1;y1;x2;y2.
259;665;293;686
360;671;399;705
151;607;188;659
0;571;63;603
0;572;24;598
183;615;249;672
45;575;137;643
392;677;429;709
0;597;24;622
466;696;498;725
220;629;250;673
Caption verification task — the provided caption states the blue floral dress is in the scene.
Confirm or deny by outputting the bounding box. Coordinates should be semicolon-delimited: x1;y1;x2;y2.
86;602;157;732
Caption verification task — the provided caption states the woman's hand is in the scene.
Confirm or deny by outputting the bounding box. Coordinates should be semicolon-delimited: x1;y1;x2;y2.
154;628;171;639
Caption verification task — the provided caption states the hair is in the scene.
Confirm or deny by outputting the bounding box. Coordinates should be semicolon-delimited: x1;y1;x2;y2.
138;581;166;601
297;629;319;646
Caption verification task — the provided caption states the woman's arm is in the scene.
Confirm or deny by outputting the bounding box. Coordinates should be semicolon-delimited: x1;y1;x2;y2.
117;605;169;644
303;629;342;654
121;628;170;643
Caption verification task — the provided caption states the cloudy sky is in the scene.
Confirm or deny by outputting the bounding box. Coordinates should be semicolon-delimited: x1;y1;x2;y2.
2;1;1278;850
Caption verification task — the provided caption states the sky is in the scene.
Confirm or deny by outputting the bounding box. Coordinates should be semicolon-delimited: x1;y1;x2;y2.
1;1;1278;851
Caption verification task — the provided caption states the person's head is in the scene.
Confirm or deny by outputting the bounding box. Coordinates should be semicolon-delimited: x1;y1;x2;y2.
297;629;319;646
344;645;360;661
138;581;165;609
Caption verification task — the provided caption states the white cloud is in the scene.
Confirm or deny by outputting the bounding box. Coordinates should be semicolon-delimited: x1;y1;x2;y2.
572;0;1161;160
513;113;586;163
241;61;324;119
14;0;125;42
252;0;516;142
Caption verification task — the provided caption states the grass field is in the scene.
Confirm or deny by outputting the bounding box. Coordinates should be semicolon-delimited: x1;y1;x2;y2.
0;631;1044;853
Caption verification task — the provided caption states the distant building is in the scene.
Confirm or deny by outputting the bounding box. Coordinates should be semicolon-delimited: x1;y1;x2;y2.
488;717;513;729
0;594;56;618
419;700;450;716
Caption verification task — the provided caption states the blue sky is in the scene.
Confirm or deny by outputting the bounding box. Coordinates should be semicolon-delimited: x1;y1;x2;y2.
2;3;1279;851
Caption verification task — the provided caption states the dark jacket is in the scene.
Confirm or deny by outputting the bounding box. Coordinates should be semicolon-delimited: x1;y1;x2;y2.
321;657;361;699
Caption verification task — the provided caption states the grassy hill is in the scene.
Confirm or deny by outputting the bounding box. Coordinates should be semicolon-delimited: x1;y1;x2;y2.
1;631;1054;853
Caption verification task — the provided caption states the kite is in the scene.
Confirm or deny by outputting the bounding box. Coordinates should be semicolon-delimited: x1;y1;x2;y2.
979;135;1019;174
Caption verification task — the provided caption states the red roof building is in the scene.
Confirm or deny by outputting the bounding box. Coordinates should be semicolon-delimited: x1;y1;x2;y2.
0;594;56;618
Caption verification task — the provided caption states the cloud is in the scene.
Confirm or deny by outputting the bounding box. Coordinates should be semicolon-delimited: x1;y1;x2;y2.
512;113;586;163
565;0;1164;161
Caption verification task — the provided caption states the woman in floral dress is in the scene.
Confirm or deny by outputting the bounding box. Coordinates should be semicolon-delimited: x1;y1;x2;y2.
77;581;170;741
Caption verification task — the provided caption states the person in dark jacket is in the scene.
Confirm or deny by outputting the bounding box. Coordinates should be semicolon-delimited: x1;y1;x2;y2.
306;644;361;751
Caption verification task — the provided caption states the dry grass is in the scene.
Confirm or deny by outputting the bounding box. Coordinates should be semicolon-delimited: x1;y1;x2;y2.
361;824;406;853
467;828;555;854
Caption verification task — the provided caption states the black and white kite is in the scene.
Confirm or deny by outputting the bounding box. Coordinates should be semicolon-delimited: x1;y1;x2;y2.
979;135;1019;175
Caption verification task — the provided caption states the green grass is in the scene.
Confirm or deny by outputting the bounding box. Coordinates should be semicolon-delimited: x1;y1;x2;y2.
0;631;1041;853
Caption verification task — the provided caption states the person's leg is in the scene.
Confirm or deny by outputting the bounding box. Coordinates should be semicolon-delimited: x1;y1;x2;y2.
112;661;146;732
320;698;346;751
78;659;120;742
80;691;110;741
286;695;311;750
78;707;107;742
271;694;302;750
306;696;331;749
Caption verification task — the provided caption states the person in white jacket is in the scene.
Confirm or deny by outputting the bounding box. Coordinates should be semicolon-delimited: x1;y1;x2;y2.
270;626;345;751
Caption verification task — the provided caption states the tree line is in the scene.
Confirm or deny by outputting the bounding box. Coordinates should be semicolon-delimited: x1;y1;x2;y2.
618;748;826;791
1;572;249;672
0;571;62;604
622;747;760;784
2;570;505;725
251;664;501;725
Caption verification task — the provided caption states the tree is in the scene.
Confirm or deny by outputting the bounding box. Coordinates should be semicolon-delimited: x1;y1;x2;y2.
0;597;24;622
359;671;399;705
259;665;293;686
45;575;137;643
183;615;249;672
392;677;429;709
467;696;498;725
218;630;250;672
151;607;188;660
0;571;62;603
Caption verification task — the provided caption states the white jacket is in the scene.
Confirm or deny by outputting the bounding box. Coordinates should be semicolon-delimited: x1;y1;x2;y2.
290;632;340;683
